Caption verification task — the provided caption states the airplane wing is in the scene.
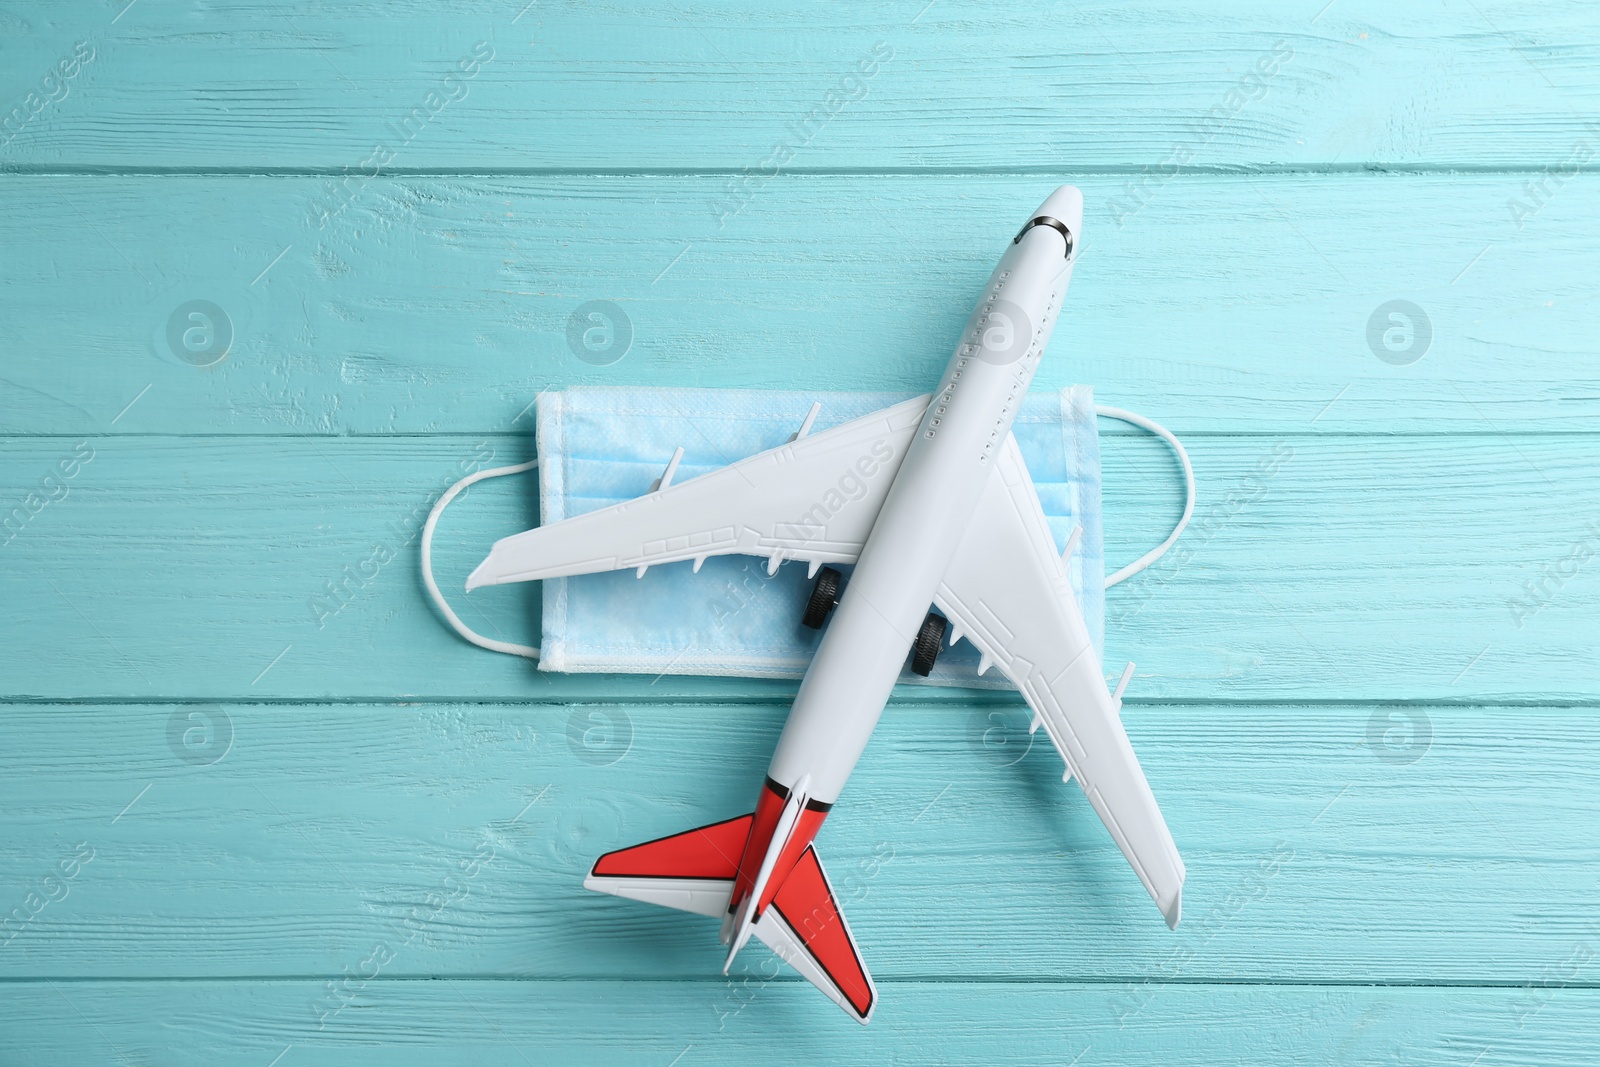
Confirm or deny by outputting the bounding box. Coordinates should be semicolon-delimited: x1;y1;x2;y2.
933;434;1186;928
467;395;928;589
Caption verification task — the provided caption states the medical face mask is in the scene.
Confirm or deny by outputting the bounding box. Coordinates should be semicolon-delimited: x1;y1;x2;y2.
421;386;1192;690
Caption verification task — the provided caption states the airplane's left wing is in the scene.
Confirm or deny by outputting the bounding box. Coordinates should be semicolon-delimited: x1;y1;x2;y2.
467;396;927;589
933;433;1186;928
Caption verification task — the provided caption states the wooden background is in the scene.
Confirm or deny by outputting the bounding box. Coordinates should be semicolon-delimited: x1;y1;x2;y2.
3;1;1599;1062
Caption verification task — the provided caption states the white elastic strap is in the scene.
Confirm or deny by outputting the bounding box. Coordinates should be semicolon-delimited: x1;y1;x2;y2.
1095;405;1195;589
421;460;541;659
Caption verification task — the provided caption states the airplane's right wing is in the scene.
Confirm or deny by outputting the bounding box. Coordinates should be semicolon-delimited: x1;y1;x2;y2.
933;433;1185;928
467;396;927;589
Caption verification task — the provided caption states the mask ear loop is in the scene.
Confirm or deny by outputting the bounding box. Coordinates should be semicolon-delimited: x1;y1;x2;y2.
1094;406;1195;588
420;459;542;659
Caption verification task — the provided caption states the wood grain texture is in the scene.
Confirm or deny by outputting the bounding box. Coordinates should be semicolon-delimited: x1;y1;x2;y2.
3;432;1596;702
3;980;1597;1066
0;174;1595;436
3;702;1597;987
2;0;1595;1059
2;1;1597;171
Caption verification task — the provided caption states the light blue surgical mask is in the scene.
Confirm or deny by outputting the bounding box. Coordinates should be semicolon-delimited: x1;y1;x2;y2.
421;387;1192;690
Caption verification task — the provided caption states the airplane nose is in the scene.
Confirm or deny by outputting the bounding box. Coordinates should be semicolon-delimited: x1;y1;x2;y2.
1033;185;1083;236
1014;186;1082;258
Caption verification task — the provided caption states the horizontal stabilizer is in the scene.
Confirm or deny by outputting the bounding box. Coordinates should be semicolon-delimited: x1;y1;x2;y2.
584;814;752;919
752;846;876;1023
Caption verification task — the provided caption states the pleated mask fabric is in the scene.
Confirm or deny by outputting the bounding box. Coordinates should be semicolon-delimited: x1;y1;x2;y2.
534;386;1104;689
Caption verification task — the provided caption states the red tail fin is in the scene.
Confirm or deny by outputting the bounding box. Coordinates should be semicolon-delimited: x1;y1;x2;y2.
754;846;876;1022
585;814;753;918
583;816;878;1023
590;814;752;880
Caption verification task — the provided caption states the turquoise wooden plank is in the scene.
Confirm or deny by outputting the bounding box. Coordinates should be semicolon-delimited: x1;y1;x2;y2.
2;1;1595;171
0;2;1590;1060
3;432;1596;702
1;174;1596;437
2;702;1596;982
2;981;1596;1066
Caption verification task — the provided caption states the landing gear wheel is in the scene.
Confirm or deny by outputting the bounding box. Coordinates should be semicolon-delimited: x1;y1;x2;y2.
801;567;843;629
910;611;947;676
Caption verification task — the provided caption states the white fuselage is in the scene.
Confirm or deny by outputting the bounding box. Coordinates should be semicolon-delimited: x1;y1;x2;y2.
768;191;1079;803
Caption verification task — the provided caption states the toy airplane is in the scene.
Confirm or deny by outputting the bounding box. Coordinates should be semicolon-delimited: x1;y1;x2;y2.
466;187;1184;1023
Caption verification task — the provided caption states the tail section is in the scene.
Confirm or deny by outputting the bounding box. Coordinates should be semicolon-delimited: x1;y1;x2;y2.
583;813;751;918
749;845;876;1023
584;810;877;1023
